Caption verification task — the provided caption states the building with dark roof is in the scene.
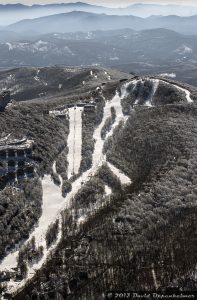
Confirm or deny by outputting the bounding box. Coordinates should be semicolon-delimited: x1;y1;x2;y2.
0;91;11;111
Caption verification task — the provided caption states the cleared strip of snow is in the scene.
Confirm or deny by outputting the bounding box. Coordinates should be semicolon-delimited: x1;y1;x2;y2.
174;85;193;103
107;161;131;185
52;161;63;185
121;79;138;99
122;77;193;105
159;79;193;103
67;107;83;179
0;175;64;271
91;90;125;173
4;219;62;298
146;79;159;107
132;78;159;107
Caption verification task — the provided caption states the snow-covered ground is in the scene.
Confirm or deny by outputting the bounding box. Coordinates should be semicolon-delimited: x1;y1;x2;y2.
159;79;193;103
0;175;64;272
124;77;193;106
107;161;131;185
67;107;83;179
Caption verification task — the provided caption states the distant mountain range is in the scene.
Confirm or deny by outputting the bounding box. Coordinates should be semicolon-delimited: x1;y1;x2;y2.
0;2;197;26
3;11;197;36
1;28;196;66
0;28;197;85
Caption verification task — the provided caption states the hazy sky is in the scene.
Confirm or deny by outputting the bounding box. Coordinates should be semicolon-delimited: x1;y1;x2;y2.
1;0;197;7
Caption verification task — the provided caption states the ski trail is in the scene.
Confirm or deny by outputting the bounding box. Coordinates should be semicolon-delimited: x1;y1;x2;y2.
107;161;131;185
159;79;193;103
146;79;159;106
1;77;193;291
67;107;83;178
124;77;193;105
0;176;63;271
52;161;63;185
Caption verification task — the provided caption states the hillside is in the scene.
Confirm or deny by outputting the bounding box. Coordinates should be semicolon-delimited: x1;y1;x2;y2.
0;66;130;268
0;67;196;298
0;66;129;102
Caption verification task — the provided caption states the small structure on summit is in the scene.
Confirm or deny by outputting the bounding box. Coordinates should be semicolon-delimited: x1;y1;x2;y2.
0;91;11;111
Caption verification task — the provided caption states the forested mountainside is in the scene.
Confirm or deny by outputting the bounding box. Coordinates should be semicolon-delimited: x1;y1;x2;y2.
0;67;196;299
0;66;130;277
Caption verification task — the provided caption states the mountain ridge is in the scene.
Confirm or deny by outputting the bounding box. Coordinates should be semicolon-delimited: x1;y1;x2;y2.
4;11;197;35
1;2;197;26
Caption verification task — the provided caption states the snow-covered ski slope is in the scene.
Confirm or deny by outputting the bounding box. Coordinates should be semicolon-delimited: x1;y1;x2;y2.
67;107;83;179
124;77;193;106
0;77;193;296
0;81;131;296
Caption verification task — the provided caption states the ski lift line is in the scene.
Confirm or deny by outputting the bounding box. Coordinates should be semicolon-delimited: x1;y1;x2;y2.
73;107;77;176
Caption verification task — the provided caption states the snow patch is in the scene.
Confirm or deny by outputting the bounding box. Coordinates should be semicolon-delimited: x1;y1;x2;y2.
159;73;176;79
174;45;193;55
105;185;112;196
109;56;119;61
6;42;14;51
